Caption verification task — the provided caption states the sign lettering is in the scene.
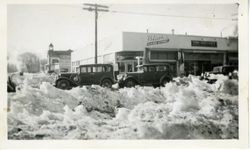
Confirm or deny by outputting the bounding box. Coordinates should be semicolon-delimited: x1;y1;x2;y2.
147;34;170;46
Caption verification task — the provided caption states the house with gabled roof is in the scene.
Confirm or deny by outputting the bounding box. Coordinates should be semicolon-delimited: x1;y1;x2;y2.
46;43;73;73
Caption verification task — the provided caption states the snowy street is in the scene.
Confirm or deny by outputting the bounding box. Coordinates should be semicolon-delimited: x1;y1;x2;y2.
7;73;238;139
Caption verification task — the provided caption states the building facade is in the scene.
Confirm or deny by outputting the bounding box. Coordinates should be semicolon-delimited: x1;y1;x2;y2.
144;33;238;76
72;32;238;76
46;43;73;73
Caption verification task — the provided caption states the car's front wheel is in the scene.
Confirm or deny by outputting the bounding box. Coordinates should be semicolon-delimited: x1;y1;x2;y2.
101;79;112;88
124;79;136;88
57;80;70;90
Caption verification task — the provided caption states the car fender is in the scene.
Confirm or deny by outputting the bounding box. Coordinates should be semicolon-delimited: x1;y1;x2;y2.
160;74;172;83
56;77;78;86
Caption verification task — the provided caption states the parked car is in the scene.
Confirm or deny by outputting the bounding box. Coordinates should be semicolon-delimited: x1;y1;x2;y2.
211;65;238;75
118;64;174;88
200;65;238;83
7;75;16;93
55;64;116;89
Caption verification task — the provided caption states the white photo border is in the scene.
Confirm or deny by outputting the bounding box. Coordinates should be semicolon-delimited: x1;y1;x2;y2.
0;0;248;149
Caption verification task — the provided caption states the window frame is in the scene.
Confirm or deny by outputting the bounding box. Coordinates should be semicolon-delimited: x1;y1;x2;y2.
80;66;87;73
93;66;103;73
103;66;111;72
156;66;167;72
87;66;92;73
148;66;156;72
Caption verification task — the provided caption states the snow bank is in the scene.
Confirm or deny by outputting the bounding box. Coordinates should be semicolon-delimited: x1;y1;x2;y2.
8;73;238;139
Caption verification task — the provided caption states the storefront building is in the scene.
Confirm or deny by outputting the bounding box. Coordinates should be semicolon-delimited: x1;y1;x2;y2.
72;32;238;76
144;33;238;76
46;43;73;73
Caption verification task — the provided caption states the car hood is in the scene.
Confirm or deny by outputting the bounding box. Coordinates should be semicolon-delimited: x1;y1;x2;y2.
60;73;77;78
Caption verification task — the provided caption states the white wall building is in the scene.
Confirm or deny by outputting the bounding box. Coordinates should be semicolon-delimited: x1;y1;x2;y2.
72;32;238;76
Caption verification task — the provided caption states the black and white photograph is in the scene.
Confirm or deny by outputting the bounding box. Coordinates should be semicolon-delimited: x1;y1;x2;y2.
1;0;249;149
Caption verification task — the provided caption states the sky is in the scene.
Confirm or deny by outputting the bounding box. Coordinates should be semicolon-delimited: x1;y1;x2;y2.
7;3;238;60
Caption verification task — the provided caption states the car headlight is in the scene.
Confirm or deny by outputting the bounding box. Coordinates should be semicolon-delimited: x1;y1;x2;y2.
73;76;80;82
117;74;127;81
117;74;123;81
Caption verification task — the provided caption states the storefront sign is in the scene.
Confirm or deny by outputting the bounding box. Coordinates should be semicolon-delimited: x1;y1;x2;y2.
191;40;217;47
147;34;170;46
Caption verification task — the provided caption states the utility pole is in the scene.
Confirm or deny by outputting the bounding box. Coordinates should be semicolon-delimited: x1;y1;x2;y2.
83;3;109;64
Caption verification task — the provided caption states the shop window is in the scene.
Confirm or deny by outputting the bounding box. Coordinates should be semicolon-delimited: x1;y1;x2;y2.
61;68;68;72
52;59;59;64
151;52;159;59
150;51;176;60
117;52;143;61
159;53;167;59
76;67;79;73
168;53;176;60
210;53;223;64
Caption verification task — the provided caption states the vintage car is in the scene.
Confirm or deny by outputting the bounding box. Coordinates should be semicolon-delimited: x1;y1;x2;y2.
200;65;238;83
7;75;16;93
118;63;174;88
211;65;238;75
55;64;116;89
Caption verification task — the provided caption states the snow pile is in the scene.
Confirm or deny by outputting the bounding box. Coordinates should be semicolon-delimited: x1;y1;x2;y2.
10;72;55;88
8;74;238;139
222;79;238;95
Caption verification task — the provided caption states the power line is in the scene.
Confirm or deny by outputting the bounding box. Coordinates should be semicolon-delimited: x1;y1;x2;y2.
109;10;236;21
82;3;109;64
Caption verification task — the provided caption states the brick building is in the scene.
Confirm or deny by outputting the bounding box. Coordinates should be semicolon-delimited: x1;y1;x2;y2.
46;43;73;73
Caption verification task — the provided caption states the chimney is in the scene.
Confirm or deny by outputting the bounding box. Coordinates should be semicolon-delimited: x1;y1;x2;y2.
171;29;175;35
